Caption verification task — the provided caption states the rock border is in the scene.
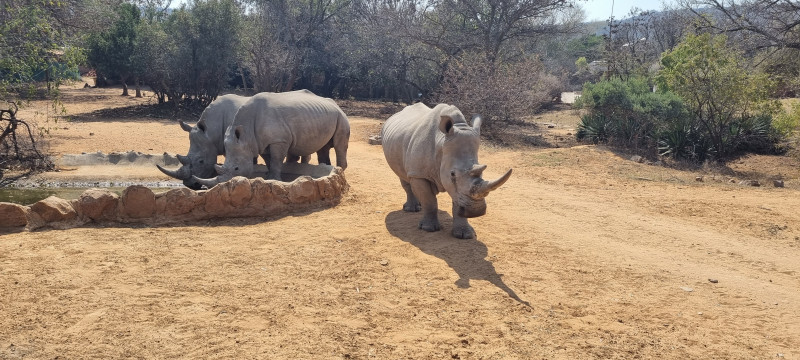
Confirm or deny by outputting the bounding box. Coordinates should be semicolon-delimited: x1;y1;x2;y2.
0;165;348;232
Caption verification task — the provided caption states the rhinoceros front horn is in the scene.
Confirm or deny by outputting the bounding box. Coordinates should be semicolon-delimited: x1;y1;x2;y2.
191;175;220;189
156;164;190;180
473;168;513;196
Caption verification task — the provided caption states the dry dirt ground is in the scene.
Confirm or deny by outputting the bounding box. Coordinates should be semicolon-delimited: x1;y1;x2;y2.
2;84;800;359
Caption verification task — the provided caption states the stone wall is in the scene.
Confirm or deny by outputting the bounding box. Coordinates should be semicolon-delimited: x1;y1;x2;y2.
0;166;348;232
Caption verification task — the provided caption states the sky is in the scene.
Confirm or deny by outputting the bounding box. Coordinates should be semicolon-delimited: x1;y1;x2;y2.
582;0;669;22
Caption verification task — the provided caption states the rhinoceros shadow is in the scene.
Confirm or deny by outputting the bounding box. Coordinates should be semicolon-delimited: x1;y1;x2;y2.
384;210;530;307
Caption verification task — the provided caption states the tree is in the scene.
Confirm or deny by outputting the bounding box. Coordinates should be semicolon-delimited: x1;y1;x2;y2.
681;0;800;51
86;3;141;96
656;33;779;158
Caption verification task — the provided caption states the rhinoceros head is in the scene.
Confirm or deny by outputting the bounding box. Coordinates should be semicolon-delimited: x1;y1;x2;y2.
192;125;257;188
438;111;512;218
156;120;218;190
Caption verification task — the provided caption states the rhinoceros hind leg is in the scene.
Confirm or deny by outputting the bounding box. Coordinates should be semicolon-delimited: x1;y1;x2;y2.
400;180;421;212
317;142;332;165
451;202;476;239
410;178;440;232
286;154;301;163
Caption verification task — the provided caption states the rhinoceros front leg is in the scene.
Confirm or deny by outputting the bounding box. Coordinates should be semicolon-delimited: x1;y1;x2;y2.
409;178;440;232
451;202;476;239
266;143;289;180
400;180;421;212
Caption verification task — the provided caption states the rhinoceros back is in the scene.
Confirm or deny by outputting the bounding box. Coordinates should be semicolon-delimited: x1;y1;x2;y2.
382;103;448;190
235;90;348;157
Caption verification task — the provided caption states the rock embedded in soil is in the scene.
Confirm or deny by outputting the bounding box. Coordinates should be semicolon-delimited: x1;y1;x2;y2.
773;180;785;188
30;196;77;223
1;165;348;231
0;202;29;228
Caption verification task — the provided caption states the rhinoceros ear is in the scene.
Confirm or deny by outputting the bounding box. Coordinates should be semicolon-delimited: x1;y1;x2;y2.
179;121;192;132
439;115;454;136
197;119;207;133
234;125;244;140
471;114;482;135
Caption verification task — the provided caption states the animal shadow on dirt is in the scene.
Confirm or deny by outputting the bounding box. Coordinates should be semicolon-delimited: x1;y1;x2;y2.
385;210;530;306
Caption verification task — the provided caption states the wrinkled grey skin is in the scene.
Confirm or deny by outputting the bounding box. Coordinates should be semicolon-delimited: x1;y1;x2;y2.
157;94;250;190
193;90;349;186
381;103;512;239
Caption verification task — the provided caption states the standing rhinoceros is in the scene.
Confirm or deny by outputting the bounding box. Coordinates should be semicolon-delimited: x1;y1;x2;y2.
157;94;249;190
192;90;349;186
381;103;512;239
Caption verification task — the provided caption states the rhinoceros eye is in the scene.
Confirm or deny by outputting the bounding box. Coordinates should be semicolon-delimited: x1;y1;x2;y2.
235;167;239;171
199;160;204;164
450;170;456;178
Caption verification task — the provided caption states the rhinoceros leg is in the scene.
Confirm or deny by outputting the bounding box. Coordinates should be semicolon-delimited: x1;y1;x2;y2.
400;180;421;212
266;143;289;180
316;141;332;165
332;129;348;170
451;202;476;239
409;178;440;232
286;154;301;163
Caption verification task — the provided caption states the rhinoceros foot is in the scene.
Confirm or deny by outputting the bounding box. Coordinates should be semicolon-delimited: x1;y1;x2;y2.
451;223;476;239
403;201;421;212
418;218;441;232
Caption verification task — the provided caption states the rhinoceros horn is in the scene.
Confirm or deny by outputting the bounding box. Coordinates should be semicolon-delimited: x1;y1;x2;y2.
156;164;190;180
472;168;513;196
191;175;221;189
177;154;191;166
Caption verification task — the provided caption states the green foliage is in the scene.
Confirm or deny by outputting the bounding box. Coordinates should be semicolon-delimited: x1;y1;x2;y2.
655;33;782;159
87;3;141;93
575;77;689;153
773;102;800;137
1;0;83;98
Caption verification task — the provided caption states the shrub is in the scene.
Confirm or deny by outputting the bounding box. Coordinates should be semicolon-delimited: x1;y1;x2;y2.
656;33;782;159
434;54;561;136
575;77;689;155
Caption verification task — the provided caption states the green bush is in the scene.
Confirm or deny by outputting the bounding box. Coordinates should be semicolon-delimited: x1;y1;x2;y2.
575;77;689;155
656;33;783;159
773;102;800;138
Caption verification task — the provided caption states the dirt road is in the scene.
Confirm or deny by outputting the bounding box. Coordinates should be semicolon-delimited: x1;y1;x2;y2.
1;87;799;358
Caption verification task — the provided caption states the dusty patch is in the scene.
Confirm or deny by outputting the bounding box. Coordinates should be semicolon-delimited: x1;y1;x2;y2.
1;85;799;358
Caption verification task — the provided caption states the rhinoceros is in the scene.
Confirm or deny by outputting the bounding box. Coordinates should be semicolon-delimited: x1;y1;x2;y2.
157;94;250;189
192;90;349;186
381;103;512;239
157;92;324;189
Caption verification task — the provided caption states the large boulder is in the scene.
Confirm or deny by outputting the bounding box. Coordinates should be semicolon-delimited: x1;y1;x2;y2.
289;176;320;203
30;196;77;223
157;187;204;217
228;176;252;208
0;202;28;228
77;188;119;221
120;185;156;219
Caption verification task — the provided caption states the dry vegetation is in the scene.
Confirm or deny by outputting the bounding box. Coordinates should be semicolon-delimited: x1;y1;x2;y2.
1;83;799;359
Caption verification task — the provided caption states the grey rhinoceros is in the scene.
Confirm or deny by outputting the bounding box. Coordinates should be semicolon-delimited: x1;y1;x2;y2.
157;94;249;189
381;103;512;239
193;90;349;186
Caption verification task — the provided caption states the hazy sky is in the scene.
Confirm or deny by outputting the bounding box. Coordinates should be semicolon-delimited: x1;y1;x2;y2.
582;0;668;21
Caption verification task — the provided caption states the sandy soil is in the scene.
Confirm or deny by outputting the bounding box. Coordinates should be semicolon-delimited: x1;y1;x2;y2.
2;84;800;359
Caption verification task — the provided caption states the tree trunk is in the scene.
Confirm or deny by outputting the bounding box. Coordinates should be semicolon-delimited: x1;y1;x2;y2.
239;64;248;93
121;74;129;96
135;76;142;98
